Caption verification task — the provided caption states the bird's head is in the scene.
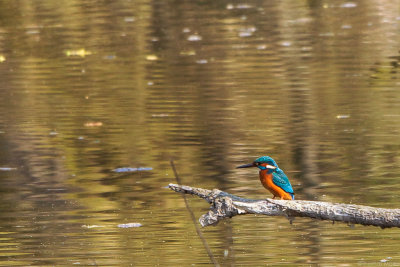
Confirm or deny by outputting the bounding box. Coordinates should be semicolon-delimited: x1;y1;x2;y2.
236;156;278;171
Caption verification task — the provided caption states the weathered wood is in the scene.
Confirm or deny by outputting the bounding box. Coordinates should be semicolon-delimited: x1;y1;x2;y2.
168;183;400;228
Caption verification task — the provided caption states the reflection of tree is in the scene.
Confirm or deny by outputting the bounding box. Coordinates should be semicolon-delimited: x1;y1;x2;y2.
0;0;398;265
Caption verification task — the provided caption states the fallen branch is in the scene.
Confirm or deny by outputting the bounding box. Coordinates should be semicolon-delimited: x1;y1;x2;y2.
168;183;400;229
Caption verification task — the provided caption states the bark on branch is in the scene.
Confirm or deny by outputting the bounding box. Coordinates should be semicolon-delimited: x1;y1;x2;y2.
169;183;400;228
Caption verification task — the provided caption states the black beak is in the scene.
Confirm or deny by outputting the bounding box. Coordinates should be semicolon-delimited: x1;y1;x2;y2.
236;163;255;168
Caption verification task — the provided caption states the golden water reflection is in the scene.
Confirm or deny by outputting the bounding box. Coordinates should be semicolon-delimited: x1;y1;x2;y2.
0;0;399;265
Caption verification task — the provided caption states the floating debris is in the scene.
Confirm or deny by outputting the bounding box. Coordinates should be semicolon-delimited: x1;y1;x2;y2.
112;167;153;173
84;122;103;127
336;115;350;119
301;46;313;52
180;50;196;56
289;17;313;24
82;225;104;229
187;34;202;41
151;114;169;117
0;167;16;171
236;4;253;9
340;2;357;8
239;32;252;37
196;59;208;64
124;16;135;22
117;223;142;228
226;4;253;9
224;249;229;258
146;55;159;61
65;49;92;57
281;41;292;47
238;27;256;37
26;29;40;35
379;256;392;263
104;55;116;60
319;32;335;37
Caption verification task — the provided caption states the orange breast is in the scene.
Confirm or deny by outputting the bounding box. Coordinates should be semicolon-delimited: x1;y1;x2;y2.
259;170;292;200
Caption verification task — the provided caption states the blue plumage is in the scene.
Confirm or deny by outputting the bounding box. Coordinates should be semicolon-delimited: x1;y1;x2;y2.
255;156;295;199
254;156;278;167
237;155;295;200
272;168;294;199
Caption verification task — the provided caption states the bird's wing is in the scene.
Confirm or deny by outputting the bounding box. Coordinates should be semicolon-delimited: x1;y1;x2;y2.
272;169;294;194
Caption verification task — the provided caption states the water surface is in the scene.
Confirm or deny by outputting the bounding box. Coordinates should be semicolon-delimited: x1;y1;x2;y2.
0;0;399;266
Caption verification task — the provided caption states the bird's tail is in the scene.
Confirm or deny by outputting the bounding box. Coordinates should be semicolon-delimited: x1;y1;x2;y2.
290;193;295;200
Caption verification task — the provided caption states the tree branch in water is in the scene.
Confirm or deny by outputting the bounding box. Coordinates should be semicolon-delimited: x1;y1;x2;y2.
168;183;400;228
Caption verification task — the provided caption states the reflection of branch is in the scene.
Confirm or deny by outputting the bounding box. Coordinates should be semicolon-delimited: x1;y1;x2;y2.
169;183;400;229
170;161;219;267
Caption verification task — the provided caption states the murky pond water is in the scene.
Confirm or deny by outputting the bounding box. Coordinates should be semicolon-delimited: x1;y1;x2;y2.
0;0;399;266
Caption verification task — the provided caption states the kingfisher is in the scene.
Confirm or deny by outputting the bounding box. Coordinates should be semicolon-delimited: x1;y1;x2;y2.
237;156;295;200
